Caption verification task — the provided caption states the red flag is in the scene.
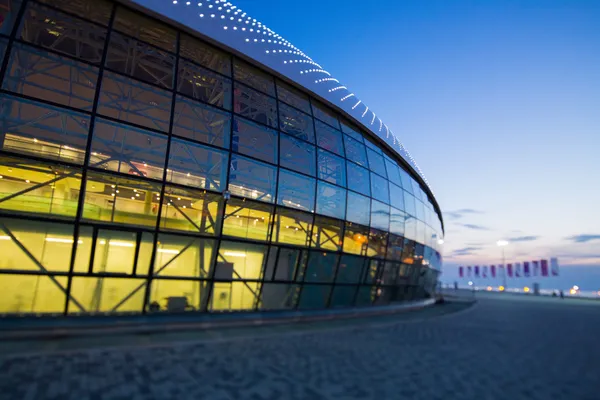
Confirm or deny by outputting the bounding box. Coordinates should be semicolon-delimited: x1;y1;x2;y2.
491;265;496;277
459;266;464;277
507;263;513;277
541;259;549;276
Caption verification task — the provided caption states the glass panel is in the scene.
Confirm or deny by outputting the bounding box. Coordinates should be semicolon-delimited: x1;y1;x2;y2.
329;285;357;308
273;207;313;246
98;71;172;132
228;154;276;203
276;81;310;114
311;215;343;251
404;191;416;216
263;247;307;281
343;135;368;167
37;0;113;26
336;255;366;284
280;133;316;176
415;200;425;222
278;103;314;143
154;234;216;278
355;286;375;306
389;183;405;211
233;60;275;96
106;31;175;89
89;119;167;181
232;117;277;164
315;120;344;156
370;200;390;231
0;217;73;272
82;171;161;228
0;94;90;164
385;159;402;187
340;121;363;142
113;6;176;52
364;139;382;154
298;284;331;309
68;277;146;314
399;169;413;194
259;283;300;310
222;198;272;241
20;2;107;64
0;273;67;314
178;59;232;110
416;220;426;245
404;215;417;241
304;251;339;283
180;33;231;76
317;149;346;187
172;95;230;148
311;101;339;129
370;173;390;204
211;281;260;311
389;207;406;236
412;180;423;201
316;181;345;220
380;262;399;286
159;185;223;235
0;0;24;35
0;38;6;67
366;148;387;177
91;230;138;274
367;229;388;258
342;222;369;256
167;138;228;192
277;169;315;213
346;162;370;197
234;82;277;128
0;155;81;218
345;191;370;226
3;42;98;110
149;279;203;312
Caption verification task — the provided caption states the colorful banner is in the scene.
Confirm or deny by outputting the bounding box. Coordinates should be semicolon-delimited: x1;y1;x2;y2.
523;261;530;277
507;263;513;277
474;265;480;277
550;258;559;276
467;266;472;277
459;266;464;277
541;259;548;276
491;265;496;278
514;262;521;277
461;259;559;279
482;266;488;278
532;260;540;276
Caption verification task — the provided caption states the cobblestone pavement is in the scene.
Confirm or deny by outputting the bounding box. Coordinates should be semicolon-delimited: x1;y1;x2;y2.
1;297;599;400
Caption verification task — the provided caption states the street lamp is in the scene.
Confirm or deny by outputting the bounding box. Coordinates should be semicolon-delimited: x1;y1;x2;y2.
497;240;509;289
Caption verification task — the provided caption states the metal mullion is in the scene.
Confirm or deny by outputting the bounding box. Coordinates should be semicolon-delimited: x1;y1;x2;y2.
142;30;181;314
131;230;142;276
325;252;344;309
0;0;29;92
0;269;70;277
0;89;95;117
10;36;103;69
90;111;171;137
86;226;98;275
63;4;116;315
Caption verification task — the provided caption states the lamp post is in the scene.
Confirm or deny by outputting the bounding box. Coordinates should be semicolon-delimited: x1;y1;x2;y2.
497;240;509;289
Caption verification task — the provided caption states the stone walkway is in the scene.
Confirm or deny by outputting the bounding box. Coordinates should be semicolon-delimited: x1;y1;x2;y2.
1;296;598;400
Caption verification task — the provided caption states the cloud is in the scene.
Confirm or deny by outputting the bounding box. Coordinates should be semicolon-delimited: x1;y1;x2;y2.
566;234;600;243
451;246;482;256
460;223;490;231
507;235;540;243
445;209;483;220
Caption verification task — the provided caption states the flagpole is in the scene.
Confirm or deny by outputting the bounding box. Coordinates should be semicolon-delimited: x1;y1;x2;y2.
497;240;509;289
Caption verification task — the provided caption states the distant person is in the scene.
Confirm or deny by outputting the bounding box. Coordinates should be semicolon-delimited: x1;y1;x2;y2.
559;290;564;299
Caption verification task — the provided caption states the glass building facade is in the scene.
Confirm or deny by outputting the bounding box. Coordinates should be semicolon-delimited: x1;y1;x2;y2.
0;0;444;316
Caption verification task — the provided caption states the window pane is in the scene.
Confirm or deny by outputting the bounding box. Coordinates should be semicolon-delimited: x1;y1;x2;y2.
315;120;344;156
279;103;314;143
89;119;167;181
20;2;107;64
0;274;67;314
180;33;231;76
154;234;216;278
159;185;223;235
113;6;176;52
380;262;399;286
336;255;367;284
222;198;272;241
311;215;343;251
4;42;98;110
280;134;316;176
346;162;370;197
234;82;277;127
172;95;231;148
106;32;175;89
98;72;172;132
0;0;24;35
273;207;313;246
366;148;387;177
37;0;113;26
82;171;161;228
167;138;228;192
385;159;402;187
318;149;346;187
386;233;404;262
389;207;406;236
232;117;278;164
178;59;232;110
341;121;363;142
345;191;370;226
277;169;315;212
367;228;388;258
399;169;414;194
329;285;358;308
91;230;138;274
364;139;382;154
370;200;390;231
298;284;331;309
149;279;204;312
0;155;81;218
276;82;310;114
68;277;146;314
228;155;276;203
363;259;381;284
0;217;74;272
404;191;416;216
311;101;339;129
404;215;417;241
259;283;300;310
263;247;307;281
343;135;368;167
389;183;405;211
233;60;275;96
343;222;369;256
316;181;346;220
370;173;389;204
0;94;90;164
304;251;339;283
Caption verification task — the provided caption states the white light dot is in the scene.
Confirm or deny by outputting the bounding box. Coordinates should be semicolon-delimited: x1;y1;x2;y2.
199;13;204;17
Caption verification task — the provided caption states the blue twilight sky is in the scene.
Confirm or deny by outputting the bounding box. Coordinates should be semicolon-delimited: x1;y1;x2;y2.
230;0;600;289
